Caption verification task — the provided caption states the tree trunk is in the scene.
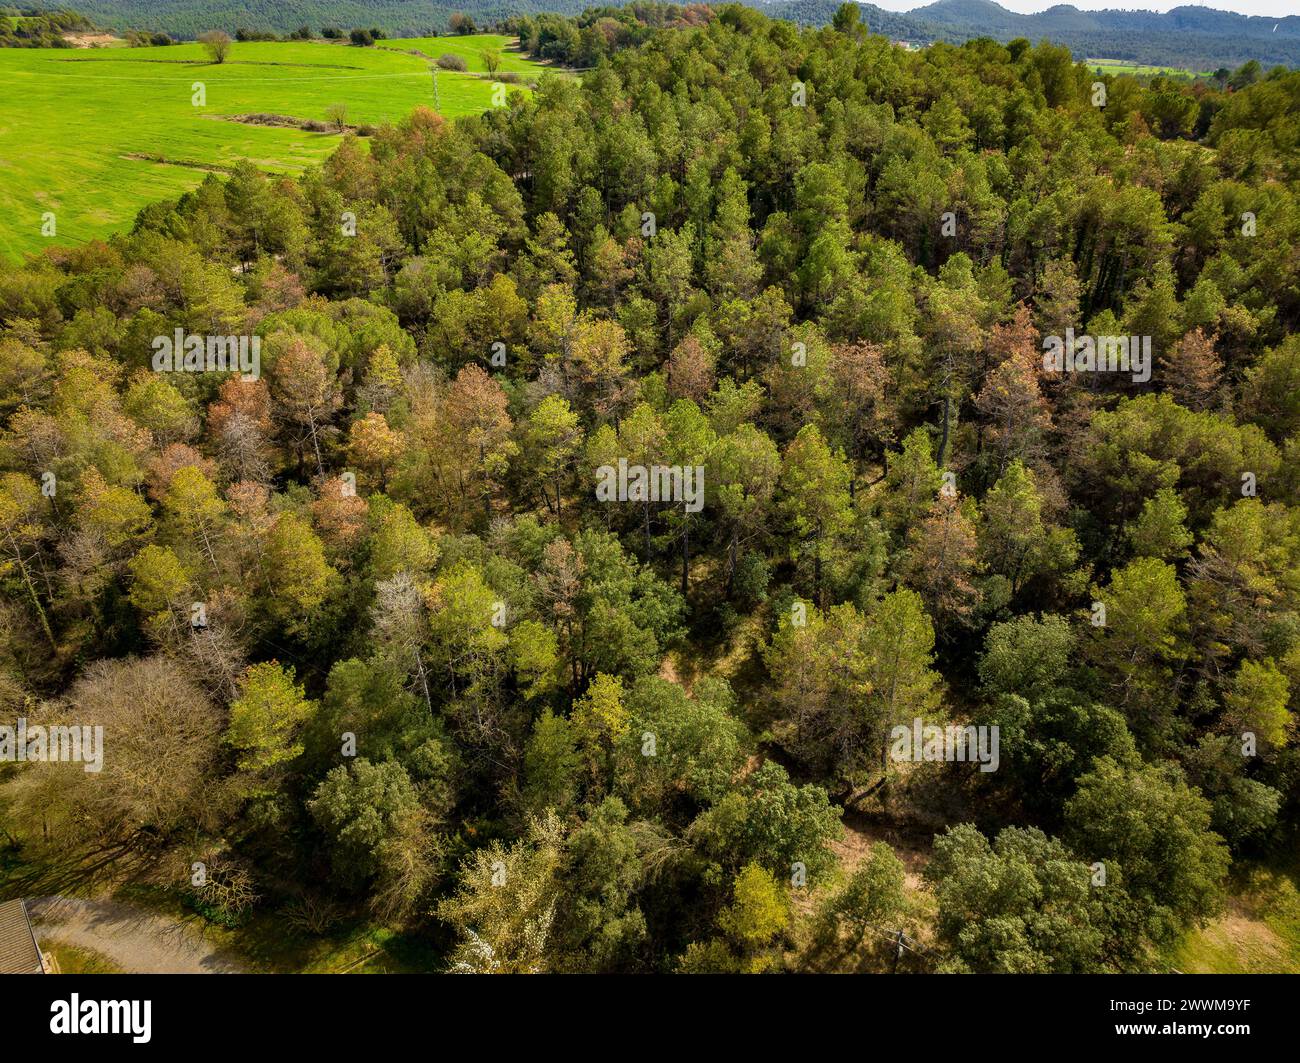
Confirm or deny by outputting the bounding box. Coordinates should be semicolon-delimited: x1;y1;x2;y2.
307;410;324;479
7;536;55;650
814;533;823;609
937;394;952;469
726;528;738;597
680;515;689;598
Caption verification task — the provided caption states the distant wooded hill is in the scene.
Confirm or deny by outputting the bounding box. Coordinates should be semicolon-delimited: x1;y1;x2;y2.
761;0;1300;69
67;0;591;39
0;7;93;45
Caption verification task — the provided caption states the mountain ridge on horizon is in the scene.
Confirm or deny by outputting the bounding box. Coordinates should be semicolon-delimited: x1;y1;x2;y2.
904;0;1299;30
762;0;1300;65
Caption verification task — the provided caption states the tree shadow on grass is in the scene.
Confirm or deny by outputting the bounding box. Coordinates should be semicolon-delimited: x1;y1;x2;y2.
0;838;149;902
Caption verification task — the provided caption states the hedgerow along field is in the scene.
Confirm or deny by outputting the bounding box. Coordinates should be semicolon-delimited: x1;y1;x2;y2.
0;35;544;261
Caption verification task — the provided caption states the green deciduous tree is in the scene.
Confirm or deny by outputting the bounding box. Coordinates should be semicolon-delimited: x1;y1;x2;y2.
225;661;318;779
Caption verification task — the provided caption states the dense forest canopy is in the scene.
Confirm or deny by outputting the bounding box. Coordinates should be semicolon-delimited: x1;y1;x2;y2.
2;3;1299;974
0;7;92;45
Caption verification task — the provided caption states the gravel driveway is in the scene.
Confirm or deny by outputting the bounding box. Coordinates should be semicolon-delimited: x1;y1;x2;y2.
27;895;247;974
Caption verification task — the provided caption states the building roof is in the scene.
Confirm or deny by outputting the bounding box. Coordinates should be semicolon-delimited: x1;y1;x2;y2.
0;899;44;974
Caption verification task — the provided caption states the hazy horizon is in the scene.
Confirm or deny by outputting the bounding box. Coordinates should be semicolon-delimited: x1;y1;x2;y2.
863;0;1297;19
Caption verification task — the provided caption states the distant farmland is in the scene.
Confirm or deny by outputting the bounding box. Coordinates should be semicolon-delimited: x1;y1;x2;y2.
0;35;547;260
1086;57;1214;79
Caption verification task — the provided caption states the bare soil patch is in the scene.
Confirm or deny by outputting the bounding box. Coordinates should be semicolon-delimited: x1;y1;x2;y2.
62;33;120;48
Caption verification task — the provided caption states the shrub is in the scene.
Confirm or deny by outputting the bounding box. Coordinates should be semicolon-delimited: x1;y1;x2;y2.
198;29;231;63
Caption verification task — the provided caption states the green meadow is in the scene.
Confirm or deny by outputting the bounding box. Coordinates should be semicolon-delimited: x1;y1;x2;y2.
0;37;544;260
1087;57;1212;79
382;33;546;74
1165;861;1300;974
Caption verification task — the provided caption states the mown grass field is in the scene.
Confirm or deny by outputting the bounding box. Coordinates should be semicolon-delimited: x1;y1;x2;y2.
382;33;547;74
44;940;126;974
1087;57;1212;79
0;36;545;260
1165;860;1300;973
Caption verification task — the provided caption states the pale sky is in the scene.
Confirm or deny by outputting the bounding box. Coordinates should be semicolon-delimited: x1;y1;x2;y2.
866;1;1296;17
